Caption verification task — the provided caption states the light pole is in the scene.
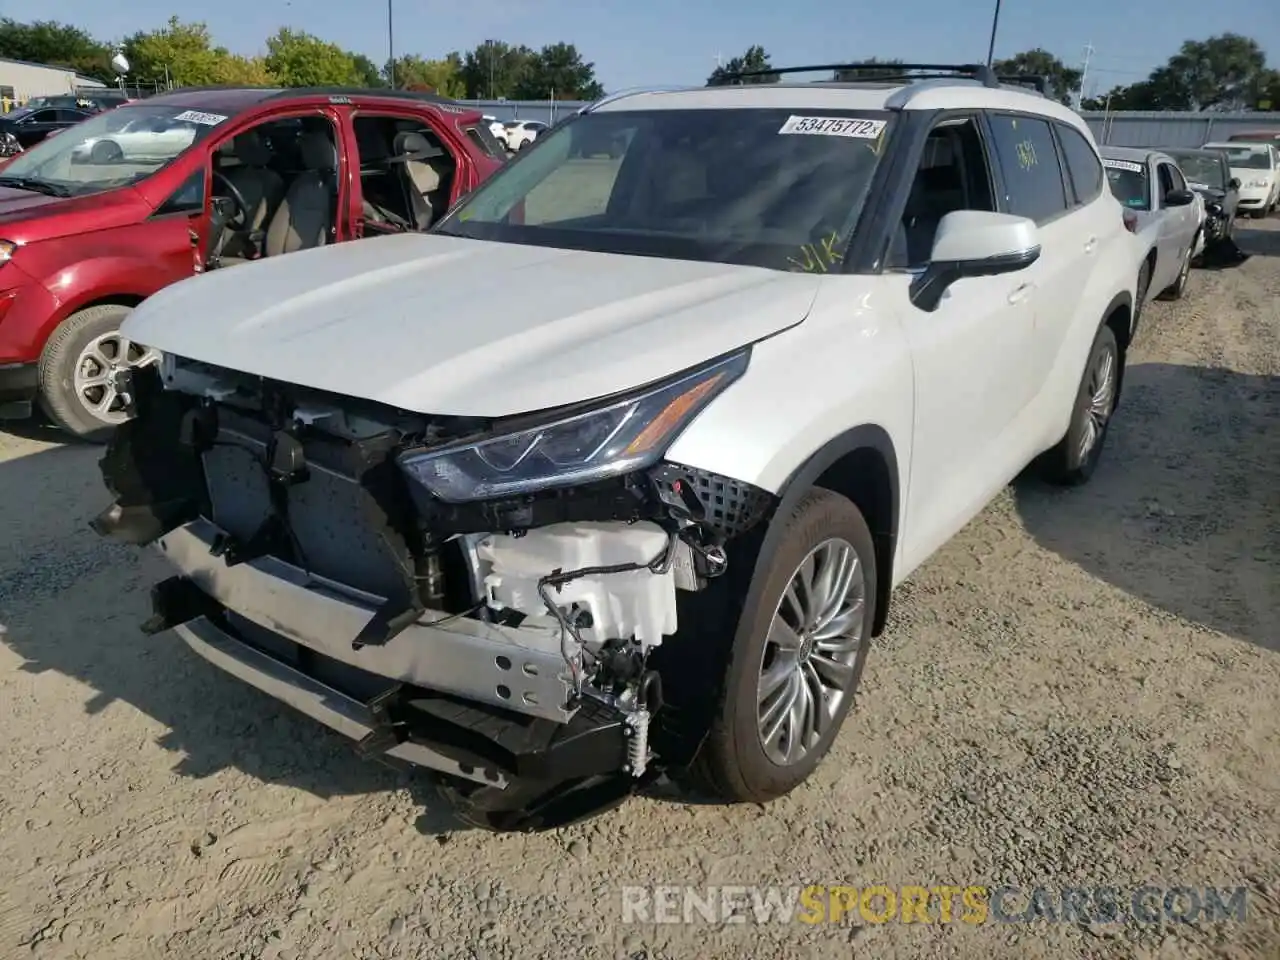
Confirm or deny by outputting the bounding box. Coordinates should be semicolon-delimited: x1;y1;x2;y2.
985;0;1002;67
387;0;395;88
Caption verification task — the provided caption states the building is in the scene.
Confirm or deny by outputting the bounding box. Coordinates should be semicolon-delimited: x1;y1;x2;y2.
0;56;106;112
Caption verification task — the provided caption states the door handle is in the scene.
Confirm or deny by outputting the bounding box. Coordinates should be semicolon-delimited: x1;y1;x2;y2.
1007;282;1035;305
1083;236;1097;254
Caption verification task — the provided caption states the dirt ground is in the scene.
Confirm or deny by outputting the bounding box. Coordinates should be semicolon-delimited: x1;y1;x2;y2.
1;222;1277;960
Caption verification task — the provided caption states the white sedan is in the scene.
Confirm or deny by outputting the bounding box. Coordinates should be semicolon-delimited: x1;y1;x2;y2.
72;117;197;164
504;120;548;151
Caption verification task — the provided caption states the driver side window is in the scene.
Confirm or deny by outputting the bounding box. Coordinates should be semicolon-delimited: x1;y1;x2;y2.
889;116;997;269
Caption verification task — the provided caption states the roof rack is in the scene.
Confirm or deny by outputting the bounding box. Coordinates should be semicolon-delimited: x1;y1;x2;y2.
268;86;459;105
708;62;1001;87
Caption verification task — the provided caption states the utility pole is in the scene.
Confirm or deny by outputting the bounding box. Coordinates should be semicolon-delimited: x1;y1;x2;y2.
985;0;1002;67
1077;41;1095;108
387;0;395;88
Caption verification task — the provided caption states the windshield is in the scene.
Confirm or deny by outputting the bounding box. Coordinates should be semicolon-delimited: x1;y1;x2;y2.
1167;153;1225;189
0;103;227;196
435;108;892;271
1212;146;1272;170
1103;159;1149;210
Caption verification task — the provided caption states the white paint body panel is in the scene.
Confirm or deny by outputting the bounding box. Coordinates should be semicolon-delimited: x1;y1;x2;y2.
121;232;821;416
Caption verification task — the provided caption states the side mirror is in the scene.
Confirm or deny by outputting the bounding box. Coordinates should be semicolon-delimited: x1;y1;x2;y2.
1164;188;1195;207
909;211;1041;312
1228;177;1241;190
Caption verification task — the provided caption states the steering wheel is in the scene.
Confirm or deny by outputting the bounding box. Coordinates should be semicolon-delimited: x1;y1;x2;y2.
211;171;252;230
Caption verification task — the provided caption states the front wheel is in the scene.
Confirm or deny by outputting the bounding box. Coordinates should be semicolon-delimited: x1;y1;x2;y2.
1039;323;1120;486
37;303;159;442
687;488;876;803
1158;241;1193;300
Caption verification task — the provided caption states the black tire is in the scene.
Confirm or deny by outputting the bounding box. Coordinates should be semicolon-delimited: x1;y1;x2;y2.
90;139;122;163
38;303;138;442
687;489;877;803
1040;323;1120;486
1157;239;1193;301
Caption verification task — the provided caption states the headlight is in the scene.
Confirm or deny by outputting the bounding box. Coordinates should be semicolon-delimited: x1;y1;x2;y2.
398;350;749;502
1247;178;1269;188
0;240;15;266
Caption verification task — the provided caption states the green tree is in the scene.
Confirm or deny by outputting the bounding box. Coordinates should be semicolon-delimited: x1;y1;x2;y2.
707;45;777;85
1154;34;1270;110
387;53;465;96
0;17;113;82
351;53;387;88
265;28;362;87
123;17;236;87
513;42;603;100
460;40;536;98
992;48;1082;106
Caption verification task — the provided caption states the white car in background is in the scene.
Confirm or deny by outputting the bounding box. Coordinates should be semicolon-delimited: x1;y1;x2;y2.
71;115;198;164
1100;146;1201;313
504;119;547;151
482;114;509;145
1202;141;1279;217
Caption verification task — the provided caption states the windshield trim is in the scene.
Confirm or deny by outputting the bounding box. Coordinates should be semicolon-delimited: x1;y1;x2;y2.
434;106;895;274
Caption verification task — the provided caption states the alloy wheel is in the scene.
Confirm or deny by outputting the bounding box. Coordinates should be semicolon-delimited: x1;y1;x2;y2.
756;537;866;766
1077;342;1117;461
72;331;159;425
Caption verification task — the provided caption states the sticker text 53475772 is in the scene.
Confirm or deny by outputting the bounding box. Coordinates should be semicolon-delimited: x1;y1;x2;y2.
1102;159;1145;174
171;110;228;127
778;116;887;139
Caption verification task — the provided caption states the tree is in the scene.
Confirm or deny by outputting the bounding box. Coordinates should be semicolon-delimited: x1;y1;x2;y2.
0;17;113;82
513;43;603;100
992;48;1082;106
1081;34;1274;112
707;45;777;85
386;54;464;96
351;53;386;88
264;28;362;87
124;17;233;87
460;41;536;99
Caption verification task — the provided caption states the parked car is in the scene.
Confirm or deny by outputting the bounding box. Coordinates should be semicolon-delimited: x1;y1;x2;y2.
1100;146;1201;310
94;64;1141;832
1226;130;1280;147
1163;147;1240;252
23;93;128;113
504;119;547;151
0;105;95;150
0;85;505;439
1202;140;1279;217
481;114;509;145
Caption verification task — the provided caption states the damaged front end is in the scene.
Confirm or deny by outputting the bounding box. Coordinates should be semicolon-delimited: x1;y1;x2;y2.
92;352;775;831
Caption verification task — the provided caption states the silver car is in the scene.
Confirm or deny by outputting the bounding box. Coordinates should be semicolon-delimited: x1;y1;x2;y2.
1100;146;1203;306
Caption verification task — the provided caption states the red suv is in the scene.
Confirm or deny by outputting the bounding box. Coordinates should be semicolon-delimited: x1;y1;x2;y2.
0;86;506;439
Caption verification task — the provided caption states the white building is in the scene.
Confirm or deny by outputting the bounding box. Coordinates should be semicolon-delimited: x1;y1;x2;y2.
0;56;106;110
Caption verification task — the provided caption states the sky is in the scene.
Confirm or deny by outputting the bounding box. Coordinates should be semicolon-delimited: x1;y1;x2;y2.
24;0;1280;98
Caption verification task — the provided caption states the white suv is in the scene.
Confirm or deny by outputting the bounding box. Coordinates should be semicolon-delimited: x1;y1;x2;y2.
93;63;1139;832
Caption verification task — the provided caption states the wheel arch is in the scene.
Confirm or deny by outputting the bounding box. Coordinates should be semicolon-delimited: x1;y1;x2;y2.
762;424;901;637
1101;289;1133;405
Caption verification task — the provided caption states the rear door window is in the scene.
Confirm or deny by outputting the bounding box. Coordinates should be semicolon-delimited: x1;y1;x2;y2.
987;113;1069;223
1054;123;1103;205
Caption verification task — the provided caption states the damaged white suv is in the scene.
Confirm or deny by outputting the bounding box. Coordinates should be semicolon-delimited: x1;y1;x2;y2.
93;65;1138;831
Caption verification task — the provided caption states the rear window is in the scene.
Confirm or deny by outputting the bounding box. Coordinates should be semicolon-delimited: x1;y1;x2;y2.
1103;158;1149;210
437;107;892;272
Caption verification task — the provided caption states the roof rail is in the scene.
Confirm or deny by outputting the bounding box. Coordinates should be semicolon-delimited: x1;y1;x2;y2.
579;85;691;114
268;86;459;105
996;74;1049;96
708;62;1001;87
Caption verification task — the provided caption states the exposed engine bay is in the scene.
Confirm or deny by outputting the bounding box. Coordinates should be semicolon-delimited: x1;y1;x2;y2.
92;357;775;831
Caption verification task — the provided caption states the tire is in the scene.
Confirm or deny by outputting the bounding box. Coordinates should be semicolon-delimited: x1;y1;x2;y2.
687;488;877;803
37;303;157;442
90;139;122;163
1157;240;1193;301
1039;323;1120;486
1132;258;1151;328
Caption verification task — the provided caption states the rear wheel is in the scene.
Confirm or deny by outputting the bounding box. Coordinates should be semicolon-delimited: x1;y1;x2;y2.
37;304;159;442
1132;259;1151;329
1040;323;1119;486
688;489;876;803
1158;240;1193;300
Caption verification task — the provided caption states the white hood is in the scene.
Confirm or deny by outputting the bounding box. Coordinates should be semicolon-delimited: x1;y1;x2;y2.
123;233;821;417
1230;166;1274;188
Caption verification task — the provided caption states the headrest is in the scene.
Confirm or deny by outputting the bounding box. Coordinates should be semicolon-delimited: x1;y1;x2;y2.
231;130;271;167
298;131;337;171
390;131;444;163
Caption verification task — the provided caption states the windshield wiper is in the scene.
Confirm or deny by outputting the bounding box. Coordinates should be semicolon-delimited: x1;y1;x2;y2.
0;176;73;197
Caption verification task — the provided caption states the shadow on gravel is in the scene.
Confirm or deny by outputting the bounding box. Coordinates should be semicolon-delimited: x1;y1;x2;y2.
1016;362;1279;653
1234;222;1280;259
0;440;467;835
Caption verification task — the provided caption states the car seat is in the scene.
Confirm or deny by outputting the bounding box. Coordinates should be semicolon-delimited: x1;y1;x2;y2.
388;131;450;230
216;131;284;258
262;131;338;255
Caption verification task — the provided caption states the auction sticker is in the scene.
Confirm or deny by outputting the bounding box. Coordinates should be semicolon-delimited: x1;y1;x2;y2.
1102;158;1144;173
172;110;228;126
778;115;886;139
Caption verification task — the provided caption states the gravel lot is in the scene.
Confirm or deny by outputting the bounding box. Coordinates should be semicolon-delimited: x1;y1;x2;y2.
1;222;1277;960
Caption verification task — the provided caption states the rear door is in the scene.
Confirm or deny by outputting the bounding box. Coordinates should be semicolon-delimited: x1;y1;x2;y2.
1152;160;1190;288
